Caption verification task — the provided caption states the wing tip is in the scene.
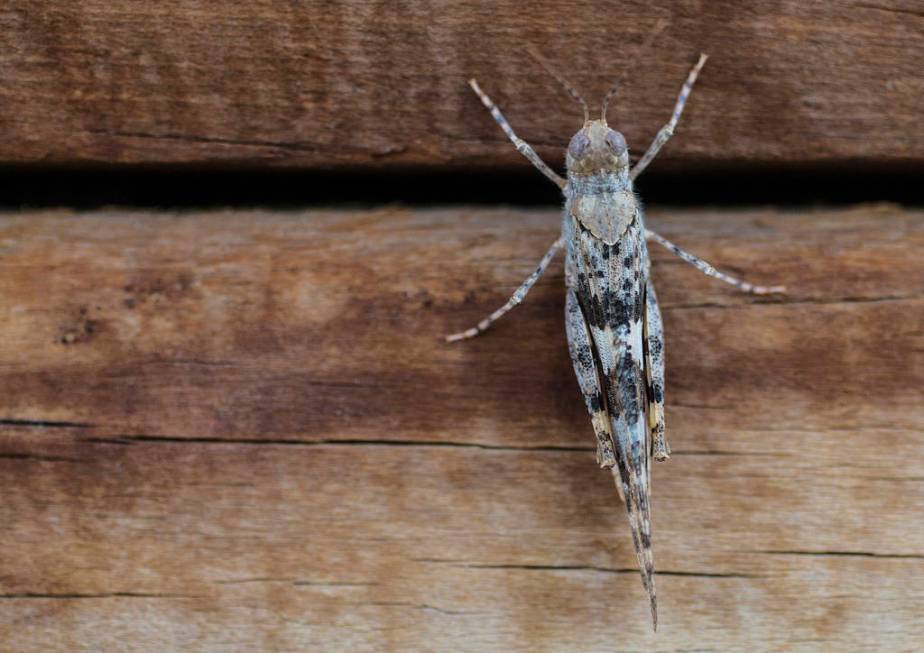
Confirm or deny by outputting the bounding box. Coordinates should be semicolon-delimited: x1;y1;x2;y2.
640;552;658;632
650;590;658;631
614;460;658;632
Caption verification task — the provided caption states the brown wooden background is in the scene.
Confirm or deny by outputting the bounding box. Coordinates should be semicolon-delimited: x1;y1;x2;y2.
2;1;922;171
1;2;923;652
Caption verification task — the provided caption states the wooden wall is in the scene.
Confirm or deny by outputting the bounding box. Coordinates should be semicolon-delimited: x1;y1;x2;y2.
0;2;922;651
1;1;921;170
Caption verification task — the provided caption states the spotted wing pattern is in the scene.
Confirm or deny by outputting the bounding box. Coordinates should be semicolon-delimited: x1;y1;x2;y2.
565;209;657;626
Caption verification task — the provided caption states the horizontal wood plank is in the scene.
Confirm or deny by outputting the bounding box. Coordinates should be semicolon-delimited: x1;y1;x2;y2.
0;204;922;650
0;1;921;171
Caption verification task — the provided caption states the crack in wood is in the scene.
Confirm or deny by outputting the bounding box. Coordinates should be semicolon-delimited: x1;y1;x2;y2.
854;2;924;19
0;592;197;600
0;453;86;463
215;577;376;587
669;449;776;457
455;563;761;579
663;293;924;312
361;600;474;616
0;418;92;429
82;128;321;153
83;435;595;453
755;550;924;560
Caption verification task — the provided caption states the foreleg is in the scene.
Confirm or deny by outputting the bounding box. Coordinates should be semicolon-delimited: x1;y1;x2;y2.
469;79;566;190
630;54;708;181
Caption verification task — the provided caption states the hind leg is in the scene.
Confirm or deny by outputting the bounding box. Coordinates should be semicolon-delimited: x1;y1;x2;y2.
565;288;619;471
644;280;669;460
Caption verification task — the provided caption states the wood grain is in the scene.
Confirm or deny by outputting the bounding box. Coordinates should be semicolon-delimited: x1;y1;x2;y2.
0;204;922;651
0;1;921;171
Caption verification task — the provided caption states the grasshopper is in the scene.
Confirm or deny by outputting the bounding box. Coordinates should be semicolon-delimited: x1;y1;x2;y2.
447;48;784;629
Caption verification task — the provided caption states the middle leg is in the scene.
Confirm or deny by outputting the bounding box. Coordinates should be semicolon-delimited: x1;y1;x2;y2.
446;236;564;343
646;229;786;295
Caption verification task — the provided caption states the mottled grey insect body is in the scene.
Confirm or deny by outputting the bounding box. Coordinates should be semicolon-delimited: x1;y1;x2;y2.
563;117;660;624
448;52;784;630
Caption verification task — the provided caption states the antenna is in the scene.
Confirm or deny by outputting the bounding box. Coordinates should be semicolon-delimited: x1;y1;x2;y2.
601;19;669;122
527;45;590;123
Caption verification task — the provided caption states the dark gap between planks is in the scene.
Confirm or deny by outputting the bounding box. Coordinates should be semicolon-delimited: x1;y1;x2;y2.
0;166;920;209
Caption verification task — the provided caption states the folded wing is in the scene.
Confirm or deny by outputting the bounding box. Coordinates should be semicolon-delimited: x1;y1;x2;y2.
565;210;657;627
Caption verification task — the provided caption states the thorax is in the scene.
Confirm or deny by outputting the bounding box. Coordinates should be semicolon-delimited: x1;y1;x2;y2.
565;170;639;245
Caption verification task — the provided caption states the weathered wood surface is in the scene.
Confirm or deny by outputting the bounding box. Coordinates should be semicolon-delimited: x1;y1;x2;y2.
0;204;922;651
0;1;921;171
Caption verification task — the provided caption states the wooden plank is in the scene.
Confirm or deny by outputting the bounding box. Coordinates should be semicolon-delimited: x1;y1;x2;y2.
0;204;922;650
0;1;921;171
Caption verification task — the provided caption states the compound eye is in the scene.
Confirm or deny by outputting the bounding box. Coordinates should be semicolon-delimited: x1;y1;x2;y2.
605;130;627;154
568;132;590;158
